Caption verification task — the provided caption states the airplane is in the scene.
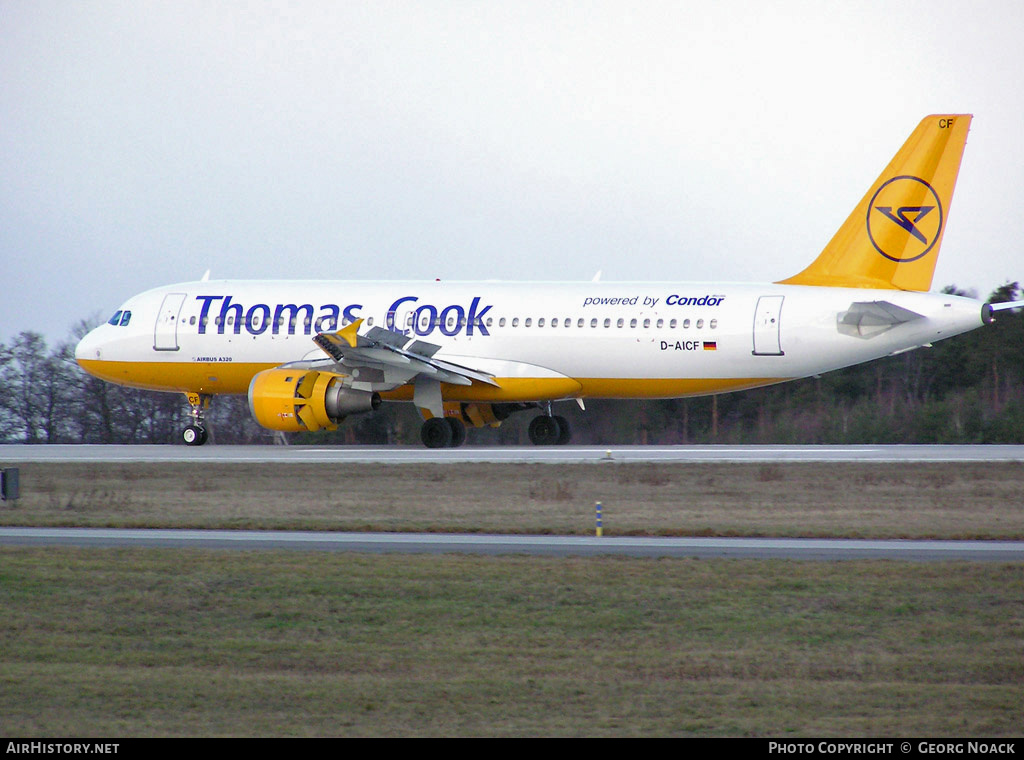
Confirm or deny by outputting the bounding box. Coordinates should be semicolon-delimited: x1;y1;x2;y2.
75;114;1023;447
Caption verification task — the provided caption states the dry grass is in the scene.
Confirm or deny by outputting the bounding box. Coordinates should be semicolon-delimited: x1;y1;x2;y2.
2;461;1024;539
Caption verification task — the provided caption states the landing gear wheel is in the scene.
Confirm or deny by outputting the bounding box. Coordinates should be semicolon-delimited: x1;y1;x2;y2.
183;425;208;446
552;415;572;445
528;415;562;446
446;417;467;448
183;392;212;446
421;417;453;449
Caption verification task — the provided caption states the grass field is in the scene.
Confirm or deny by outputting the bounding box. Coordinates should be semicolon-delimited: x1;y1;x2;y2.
3;460;1024;538
2;548;1021;737
1;460;1022;736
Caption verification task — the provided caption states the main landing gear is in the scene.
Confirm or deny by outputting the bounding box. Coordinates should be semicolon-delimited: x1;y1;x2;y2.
527;414;571;446
419;409;574;448
420;416;467;449
182;392;211;446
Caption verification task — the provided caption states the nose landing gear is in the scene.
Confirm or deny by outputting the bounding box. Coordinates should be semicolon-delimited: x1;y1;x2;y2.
182;392;211;446
182;424;208;446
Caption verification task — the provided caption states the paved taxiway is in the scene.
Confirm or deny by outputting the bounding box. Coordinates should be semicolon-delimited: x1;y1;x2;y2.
5;443;1024;463
3;528;1023;561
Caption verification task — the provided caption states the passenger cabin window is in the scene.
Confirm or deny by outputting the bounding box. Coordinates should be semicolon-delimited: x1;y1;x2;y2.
525;318;532;327
538;318;545;327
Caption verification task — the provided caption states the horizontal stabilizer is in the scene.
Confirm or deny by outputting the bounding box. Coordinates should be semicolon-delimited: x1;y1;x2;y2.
838;300;925;338
988;300;1024;312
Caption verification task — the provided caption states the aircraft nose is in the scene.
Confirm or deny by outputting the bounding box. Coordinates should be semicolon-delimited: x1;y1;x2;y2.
75;326;104;364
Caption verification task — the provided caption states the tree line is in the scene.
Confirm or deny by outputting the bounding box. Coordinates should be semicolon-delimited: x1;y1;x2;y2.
3;284;1023;445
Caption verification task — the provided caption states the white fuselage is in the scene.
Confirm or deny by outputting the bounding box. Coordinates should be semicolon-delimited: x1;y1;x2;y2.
75;279;988;403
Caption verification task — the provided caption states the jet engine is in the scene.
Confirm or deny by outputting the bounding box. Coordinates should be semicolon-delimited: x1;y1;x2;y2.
248;368;381;433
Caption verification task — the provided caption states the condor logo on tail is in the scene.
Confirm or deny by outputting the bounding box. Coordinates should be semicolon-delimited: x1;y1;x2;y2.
867;175;944;263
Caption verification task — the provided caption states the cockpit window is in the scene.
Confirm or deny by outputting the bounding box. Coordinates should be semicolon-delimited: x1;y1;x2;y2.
108;311;123;326
107;310;132;327
119;310;132;326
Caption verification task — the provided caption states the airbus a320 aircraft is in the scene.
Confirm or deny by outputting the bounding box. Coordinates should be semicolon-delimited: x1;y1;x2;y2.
76;114;1020;447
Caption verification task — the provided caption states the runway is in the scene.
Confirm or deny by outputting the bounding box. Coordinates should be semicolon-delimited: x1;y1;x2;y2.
3;527;1023;561
5;443;1024;463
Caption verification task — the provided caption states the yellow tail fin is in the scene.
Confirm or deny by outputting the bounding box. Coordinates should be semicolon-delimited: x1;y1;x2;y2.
779;114;972;291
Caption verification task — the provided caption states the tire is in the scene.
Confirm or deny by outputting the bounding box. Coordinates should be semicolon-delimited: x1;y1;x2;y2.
528;415;561;446
552;415;571;445
421;417;453;449
183;425;207;446
446;417;467;448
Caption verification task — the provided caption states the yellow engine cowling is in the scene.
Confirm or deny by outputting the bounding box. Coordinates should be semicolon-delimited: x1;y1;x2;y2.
248;368;381;433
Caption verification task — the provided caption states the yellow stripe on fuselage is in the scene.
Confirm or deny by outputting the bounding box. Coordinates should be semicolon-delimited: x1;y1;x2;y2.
76;359;279;395
77;358;786;401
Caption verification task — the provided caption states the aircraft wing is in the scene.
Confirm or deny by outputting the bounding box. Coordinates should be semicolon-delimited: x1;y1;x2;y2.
305;319;498;415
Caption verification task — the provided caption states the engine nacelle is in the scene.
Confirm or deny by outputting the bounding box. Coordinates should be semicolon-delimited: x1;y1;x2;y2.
248;368;381;433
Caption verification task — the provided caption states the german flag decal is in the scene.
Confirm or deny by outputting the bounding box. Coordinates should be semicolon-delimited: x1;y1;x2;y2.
703;341;718;351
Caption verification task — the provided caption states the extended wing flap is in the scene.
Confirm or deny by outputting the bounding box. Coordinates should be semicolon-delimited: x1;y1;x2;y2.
311;322;497;391
364;326;411;348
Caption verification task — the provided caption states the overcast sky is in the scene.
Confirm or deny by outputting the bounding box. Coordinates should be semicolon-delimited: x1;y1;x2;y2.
3;1;1023;343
